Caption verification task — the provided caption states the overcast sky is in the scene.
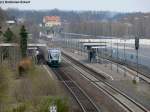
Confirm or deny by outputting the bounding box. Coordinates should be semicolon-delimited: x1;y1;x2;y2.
1;0;150;12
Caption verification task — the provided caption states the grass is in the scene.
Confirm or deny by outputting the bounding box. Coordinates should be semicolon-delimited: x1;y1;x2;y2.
0;63;70;112
0;64;14;111
36;96;69;112
0;65;12;99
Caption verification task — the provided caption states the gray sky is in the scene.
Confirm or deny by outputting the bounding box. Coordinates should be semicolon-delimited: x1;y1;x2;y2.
1;0;150;12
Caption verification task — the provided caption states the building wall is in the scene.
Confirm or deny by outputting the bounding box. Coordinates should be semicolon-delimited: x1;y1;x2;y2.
45;21;61;27
43;16;61;28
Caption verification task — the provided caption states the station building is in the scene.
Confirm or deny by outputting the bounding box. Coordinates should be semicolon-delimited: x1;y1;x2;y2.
43;16;61;28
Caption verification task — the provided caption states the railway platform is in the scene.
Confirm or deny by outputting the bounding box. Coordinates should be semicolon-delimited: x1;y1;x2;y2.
62;48;136;81
62;48;150;111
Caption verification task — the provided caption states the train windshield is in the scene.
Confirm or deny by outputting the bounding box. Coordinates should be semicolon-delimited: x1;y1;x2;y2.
49;52;60;60
52;53;59;58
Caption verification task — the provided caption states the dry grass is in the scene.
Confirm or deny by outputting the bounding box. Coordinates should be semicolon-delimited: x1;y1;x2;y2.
0;64;14;111
0;63;69;112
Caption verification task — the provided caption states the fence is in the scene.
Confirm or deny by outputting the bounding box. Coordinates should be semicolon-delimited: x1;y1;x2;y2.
0;43;21;68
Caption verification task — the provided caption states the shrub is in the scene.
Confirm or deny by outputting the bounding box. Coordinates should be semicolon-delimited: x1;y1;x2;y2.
37;96;69;112
12;104;26;112
18;58;32;76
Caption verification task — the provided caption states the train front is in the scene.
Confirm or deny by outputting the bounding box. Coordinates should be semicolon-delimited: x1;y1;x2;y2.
47;48;61;66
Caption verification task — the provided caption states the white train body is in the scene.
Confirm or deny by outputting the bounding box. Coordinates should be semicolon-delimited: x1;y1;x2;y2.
47;48;61;66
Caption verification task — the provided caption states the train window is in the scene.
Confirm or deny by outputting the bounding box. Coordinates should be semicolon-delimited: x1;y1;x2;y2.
51;53;59;58
48;54;52;59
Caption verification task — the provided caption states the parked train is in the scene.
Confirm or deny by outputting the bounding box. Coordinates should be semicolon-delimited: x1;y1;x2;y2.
47;48;61;66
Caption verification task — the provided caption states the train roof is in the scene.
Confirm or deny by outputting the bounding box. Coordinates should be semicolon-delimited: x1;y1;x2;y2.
48;48;61;52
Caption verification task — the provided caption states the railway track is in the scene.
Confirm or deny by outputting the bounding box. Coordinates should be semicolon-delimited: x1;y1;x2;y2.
52;68;100;112
96;53;150;83
78;50;150;83
62;52;149;112
103;56;150;83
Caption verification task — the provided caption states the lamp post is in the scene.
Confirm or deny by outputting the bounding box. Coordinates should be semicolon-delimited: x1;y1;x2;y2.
105;38;107;67
123;39;126;76
117;39;119;72
78;39;80;55
64;32;66;48
111;38;112;70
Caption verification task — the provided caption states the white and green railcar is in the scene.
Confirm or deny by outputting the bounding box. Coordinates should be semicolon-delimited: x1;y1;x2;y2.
47;48;61;66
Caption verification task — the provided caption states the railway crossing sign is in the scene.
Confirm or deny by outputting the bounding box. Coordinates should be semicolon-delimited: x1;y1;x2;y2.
135;37;139;50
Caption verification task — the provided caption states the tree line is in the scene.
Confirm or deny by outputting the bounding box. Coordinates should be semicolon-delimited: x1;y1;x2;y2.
1;25;28;58
5;8;150;38
6;9;128;23
0;8;7;25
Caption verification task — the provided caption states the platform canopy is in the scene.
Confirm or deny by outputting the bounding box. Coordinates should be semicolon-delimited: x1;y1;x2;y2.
79;39;107;43
80;41;106;43
83;42;107;46
92;46;106;49
61;32;92;37
28;43;46;47
0;43;46;47
27;47;38;50
0;43;18;47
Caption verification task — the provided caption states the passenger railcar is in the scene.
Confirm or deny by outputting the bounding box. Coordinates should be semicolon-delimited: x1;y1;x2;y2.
47;48;61;66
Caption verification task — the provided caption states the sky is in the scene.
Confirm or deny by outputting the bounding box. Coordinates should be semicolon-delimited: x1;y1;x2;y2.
1;0;150;12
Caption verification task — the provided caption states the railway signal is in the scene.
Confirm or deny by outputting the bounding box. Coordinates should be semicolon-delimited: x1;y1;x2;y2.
134;36;140;83
135;36;139;50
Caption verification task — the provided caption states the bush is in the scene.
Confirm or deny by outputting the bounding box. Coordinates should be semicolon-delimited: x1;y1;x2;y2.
0;63;69;112
18;58;32;76
37;96;69;112
12;104;26;112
